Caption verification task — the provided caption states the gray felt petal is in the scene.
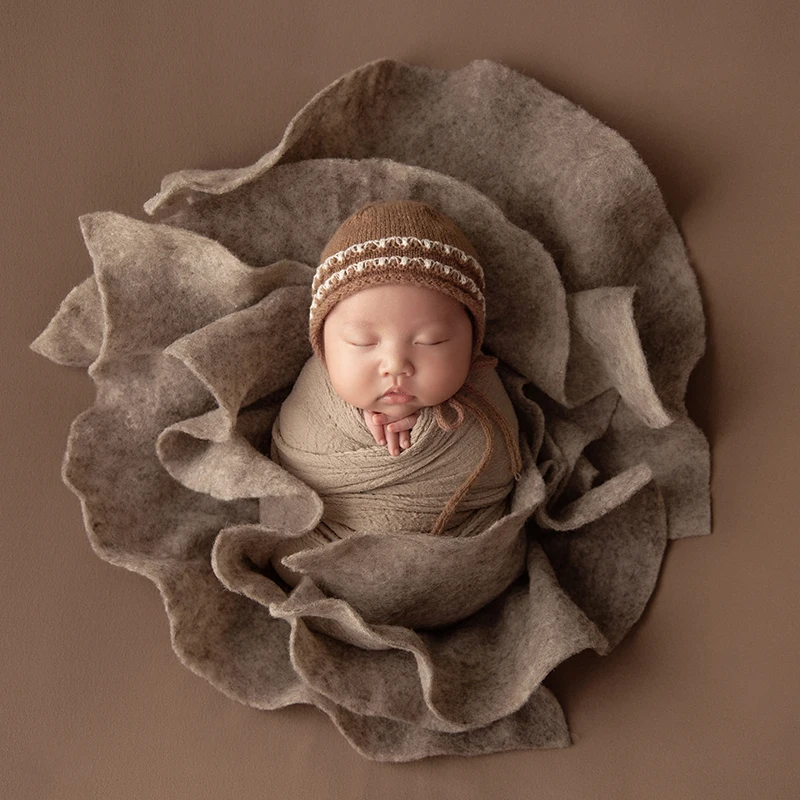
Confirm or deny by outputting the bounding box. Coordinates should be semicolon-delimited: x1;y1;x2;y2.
585;403;711;540
157;558;311;710
212;524;603;738
268;545;605;732
31;276;103;366
156;281;314;501
315;685;571;762
164;279;312;417
81;212;302;357
566;287;673;427
64;386;256;565
539;481;668;648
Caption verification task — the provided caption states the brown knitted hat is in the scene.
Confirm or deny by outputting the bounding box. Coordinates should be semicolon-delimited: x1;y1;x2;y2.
309;200;486;359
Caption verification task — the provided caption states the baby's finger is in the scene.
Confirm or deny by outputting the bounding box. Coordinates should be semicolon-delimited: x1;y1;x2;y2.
362;409;386;445
399;429;411;450
385;428;401;457
386;412;419;433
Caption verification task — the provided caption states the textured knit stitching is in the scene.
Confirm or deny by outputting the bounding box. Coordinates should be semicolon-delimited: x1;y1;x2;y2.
320;236;479;270
310;257;486;313
313;238;485;294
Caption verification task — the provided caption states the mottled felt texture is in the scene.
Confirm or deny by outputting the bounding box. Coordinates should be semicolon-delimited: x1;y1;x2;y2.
31;58;709;761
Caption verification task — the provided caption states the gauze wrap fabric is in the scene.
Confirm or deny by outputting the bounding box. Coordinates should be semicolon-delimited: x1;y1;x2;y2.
268;355;521;601
31;58;710;761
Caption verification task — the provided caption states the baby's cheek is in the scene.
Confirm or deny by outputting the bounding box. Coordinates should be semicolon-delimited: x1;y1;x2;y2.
333;361;378;407
438;353;470;391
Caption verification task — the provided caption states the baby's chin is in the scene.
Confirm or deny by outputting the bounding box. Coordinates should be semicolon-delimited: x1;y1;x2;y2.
371;399;425;419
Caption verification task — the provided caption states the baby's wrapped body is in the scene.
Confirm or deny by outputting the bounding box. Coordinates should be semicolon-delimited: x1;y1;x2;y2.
270;355;520;583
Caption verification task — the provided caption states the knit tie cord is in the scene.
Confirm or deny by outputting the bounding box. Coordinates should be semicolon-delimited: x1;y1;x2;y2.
430;355;522;536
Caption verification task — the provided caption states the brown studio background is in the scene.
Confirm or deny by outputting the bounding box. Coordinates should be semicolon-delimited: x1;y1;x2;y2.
2;1;798;798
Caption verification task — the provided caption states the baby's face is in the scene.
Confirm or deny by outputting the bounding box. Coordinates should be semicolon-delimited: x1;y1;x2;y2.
322;284;474;420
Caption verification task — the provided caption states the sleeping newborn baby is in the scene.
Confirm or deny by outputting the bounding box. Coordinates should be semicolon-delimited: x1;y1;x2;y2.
269;200;522;585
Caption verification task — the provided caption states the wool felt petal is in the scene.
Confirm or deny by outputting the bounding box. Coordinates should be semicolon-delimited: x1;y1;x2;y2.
32;59;709;761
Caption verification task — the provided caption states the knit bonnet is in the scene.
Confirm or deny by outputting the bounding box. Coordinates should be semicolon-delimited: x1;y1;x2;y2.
309;200;486;359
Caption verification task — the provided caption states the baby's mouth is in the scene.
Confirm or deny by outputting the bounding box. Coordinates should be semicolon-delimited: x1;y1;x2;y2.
381;387;415;404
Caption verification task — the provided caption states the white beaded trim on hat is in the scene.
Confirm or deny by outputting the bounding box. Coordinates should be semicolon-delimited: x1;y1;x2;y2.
309;256;486;314
315;237;483;285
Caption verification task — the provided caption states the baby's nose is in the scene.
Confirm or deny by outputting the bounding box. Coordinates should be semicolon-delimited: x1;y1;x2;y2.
381;348;414;376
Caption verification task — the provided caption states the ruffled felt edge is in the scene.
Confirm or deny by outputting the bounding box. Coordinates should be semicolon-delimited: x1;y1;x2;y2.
31;58;709;760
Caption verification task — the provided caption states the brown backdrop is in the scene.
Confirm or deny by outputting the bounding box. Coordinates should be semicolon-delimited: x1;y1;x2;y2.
3;1;798;798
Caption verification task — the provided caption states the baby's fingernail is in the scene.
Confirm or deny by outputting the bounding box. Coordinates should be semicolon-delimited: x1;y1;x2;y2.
378;438;386;446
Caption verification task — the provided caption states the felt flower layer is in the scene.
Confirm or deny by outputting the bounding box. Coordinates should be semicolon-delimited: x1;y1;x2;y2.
33;59;709;761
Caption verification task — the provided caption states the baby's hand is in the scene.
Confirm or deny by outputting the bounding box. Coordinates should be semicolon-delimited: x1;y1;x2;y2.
362;410;419;457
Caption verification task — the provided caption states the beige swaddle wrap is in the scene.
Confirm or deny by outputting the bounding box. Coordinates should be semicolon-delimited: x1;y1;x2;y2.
270;355;520;583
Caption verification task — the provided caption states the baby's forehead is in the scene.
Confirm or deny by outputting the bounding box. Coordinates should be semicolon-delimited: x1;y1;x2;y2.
335;311;454;331
334;284;466;318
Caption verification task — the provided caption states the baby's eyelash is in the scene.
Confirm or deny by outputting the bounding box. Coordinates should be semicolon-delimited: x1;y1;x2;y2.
347;341;376;347
415;340;448;346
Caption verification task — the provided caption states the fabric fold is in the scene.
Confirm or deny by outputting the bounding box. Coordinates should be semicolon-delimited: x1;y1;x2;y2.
281;460;540;629
566;287;673;427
